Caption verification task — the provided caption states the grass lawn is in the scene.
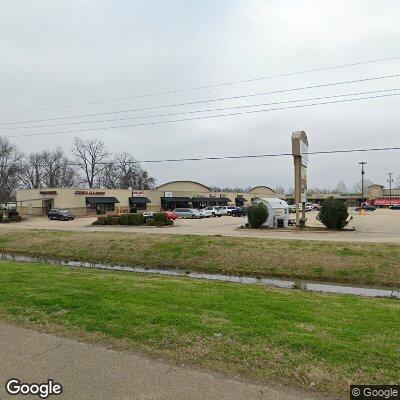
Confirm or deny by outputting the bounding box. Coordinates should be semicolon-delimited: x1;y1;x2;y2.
0;230;400;287
0;260;399;396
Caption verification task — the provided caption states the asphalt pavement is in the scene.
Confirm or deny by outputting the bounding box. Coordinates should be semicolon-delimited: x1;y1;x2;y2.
2;209;400;242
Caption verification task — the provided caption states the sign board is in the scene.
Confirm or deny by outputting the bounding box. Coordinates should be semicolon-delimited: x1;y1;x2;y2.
39;191;57;195
75;190;105;195
301;165;308;203
291;131;309;225
300;140;308;167
164;191;173;198
131;191;144;197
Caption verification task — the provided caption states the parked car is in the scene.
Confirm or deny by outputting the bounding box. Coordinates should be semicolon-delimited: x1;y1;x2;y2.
313;203;321;211
203;206;223;217
219;206;237;215
48;209;75;221
173;208;202;219
389;205;400;210
355;205;377;211
142;211;154;221
230;206;247;216
304;202;315;211
288;204;314;213
198;208;213;218
165;211;178;220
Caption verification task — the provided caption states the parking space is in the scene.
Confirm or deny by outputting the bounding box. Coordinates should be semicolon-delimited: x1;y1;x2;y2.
1;209;400;242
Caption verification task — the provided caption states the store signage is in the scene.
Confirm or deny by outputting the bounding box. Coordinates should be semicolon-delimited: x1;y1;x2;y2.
75;190;105;195
301;165;308;203
131;191;144;197
300;140;308;167
39;191;57;195
164;191;173;198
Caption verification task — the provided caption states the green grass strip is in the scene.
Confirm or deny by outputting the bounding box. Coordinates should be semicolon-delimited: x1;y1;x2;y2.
0;230;400;287
0;260;399;395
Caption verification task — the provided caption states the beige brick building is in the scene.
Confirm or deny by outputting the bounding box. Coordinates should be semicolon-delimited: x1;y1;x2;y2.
16;181;276;217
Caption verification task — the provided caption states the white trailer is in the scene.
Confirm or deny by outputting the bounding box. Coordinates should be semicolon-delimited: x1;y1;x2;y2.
252;197;290;228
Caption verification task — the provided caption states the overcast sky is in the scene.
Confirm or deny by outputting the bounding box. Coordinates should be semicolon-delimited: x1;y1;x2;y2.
0;0;399;191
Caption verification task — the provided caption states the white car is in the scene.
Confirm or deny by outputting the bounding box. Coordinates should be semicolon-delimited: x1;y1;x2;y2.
291;203;315;212
305;202;315;212
142;211;154;220
219;206;237;215
198;208;213;218
204;206;223;217
173;208;202;219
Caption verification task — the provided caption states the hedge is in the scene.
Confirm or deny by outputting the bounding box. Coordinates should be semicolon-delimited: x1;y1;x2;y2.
318;197;350;230
247;203;268;228
119;213;144;226
0;210;22;223
93;213;167;226
152;213;173;226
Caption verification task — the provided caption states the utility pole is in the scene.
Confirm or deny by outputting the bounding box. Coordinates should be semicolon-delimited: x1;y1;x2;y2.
359;162;367;206
387;172;394;206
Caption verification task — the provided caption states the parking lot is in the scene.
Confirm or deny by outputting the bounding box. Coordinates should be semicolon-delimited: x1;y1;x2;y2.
2;208;400;243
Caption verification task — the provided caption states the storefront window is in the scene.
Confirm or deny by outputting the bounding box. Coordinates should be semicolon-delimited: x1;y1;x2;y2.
85;197;119;214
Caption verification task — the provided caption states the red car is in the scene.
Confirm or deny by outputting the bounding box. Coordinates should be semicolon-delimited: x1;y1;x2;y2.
166;211;178;220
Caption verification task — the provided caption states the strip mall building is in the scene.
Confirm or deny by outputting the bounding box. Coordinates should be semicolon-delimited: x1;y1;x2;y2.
16;181;275;216
16;182;398;217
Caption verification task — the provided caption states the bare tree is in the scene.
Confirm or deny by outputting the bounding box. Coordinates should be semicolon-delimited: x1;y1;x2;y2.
19;149;77;188
395;174;400;189
73;137;109;188
131;168;156;190
334;180;347;194
352;178;373;194
274;185;285;194
41;149;77;187
208;186;252;193
19;153;43;189
100;160;118;189
307;187;332;194
101;152;155;189
287;187;294;195
0;137;23;202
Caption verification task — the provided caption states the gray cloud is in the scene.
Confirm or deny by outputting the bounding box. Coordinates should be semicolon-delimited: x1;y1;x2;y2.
0;0;399;190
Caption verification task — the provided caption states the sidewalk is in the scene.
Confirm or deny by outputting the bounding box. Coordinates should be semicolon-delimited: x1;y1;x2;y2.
0;322;322;400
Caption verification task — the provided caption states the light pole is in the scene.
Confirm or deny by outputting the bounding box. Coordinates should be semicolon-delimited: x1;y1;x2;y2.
387;172;394;207
359;162;367;205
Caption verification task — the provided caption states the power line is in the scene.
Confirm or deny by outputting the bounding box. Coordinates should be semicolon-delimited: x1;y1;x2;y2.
138;146;400;163
6;91;400;139
2;55;400;116
2;87;400;131
2;73;400;127
31;146;400;165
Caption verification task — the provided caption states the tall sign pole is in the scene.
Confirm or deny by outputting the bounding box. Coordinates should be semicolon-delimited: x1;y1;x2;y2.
291;131;309;227
387;172;393;206
359;161;367;205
